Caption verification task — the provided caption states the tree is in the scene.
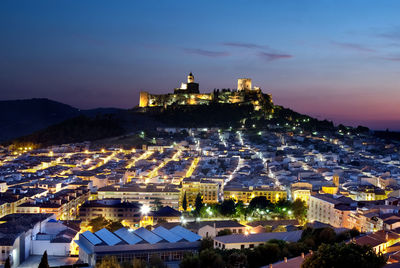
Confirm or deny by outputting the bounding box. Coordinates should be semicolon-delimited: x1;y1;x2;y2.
180;253;200;268
247;243;281;268
96;256;121;268
4;256;11;268
234;200;246;218
88;215;109;232
300;227;336;249
219;199;236;216
182;192;188;211
248;196;271;211
194;193;204;216
132;259;146;268
199;249;225;268
38;251;50;268
301;243;387;268
107;221;124;232
291;199;307;224
217;229;232;236
148;254;166;268
153;198;163;210
317;227;336;245
227;252;247;268
200;237;214;252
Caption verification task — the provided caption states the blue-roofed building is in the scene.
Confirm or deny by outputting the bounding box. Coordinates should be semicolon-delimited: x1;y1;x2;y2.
169;225;202;242
75;226;200;266
133;227;163;244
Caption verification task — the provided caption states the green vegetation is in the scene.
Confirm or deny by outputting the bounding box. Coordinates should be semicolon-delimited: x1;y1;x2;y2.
299;227;360;249
96;256;121;268
302;243;387;268
194;193;204;216
182;192;188;211
217;229;233;236
88;216;124;232
197;197;307;224
180;227;373;268
292;199;308;224
98;255;166;268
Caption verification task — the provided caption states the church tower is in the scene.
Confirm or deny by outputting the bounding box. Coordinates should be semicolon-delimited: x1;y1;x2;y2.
187;72;194;83
174;72;199;94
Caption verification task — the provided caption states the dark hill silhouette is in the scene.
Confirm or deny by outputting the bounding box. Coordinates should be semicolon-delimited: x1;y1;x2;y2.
0;98;122;142
3;98;385;148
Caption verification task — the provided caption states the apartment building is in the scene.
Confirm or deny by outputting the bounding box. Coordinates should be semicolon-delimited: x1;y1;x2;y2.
180;178;219;210
97;183;180;209
224;186;287;205
307;194;356;227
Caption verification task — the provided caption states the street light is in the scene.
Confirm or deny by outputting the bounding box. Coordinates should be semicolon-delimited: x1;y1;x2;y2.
140;204;150;215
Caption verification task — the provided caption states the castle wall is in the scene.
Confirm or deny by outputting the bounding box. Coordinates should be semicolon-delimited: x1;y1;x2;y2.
139;92;149;107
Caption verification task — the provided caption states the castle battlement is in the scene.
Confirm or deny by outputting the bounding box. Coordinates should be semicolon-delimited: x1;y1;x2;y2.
139;73;272;111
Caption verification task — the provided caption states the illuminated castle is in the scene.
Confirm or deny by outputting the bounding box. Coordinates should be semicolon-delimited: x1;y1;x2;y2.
139;73;273;111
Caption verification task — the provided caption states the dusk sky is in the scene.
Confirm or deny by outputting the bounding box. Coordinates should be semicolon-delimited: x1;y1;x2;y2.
1;1;400;130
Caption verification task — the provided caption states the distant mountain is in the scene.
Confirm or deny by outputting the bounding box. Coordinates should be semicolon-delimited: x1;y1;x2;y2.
0;98;123;142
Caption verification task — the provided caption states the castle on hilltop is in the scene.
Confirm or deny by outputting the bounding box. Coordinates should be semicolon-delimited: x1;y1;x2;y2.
139;73;273;111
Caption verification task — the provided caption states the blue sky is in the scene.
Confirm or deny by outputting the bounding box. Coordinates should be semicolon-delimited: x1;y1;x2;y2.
1;0;400;130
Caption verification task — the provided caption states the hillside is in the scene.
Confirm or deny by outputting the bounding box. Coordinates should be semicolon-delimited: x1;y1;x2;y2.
4;100;350;148
0;98;122;142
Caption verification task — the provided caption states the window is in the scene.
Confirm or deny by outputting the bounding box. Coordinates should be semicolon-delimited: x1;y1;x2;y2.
241;245;245;249
249;244;254;248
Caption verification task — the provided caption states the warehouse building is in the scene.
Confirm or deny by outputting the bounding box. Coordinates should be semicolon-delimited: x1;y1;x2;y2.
75;226;201;266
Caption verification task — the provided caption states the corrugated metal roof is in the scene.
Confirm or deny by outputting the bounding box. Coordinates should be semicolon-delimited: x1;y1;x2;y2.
82;231;102;245
114;228;143;245
153;226;183;243
169;225;201;242
95;228;122;246
134;227;163;244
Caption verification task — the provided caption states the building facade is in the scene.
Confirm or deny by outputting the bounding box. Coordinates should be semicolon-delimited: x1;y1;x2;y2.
180;178;219;210
224;186;287;205
79;199;141;227
97;184;180;209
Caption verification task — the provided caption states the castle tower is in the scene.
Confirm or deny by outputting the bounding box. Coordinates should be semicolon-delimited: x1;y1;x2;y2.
238;78;252;91
187;72;194;83
139;92;149;107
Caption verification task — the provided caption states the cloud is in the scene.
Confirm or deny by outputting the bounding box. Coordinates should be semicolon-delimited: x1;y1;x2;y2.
222;42;268;49
258;52;293;61
183;48;230;57
331;41;376;53
377;27;400;41
381;56;400;61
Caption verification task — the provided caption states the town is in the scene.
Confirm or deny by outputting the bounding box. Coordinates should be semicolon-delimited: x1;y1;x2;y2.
1;118;399;267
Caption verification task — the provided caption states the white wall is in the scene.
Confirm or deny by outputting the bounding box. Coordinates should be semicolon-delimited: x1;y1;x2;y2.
32;241;69;256
198;226;216;238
